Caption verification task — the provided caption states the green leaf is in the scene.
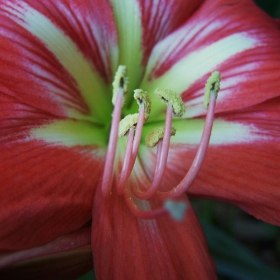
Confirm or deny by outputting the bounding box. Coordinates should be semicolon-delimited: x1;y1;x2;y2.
201;221;280;280
78;269;96;280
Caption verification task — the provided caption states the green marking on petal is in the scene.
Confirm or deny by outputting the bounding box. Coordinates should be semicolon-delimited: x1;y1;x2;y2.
7;2;112;122
141;33;260;118
110;0;143;93
165;119;268;146
29;119;107;148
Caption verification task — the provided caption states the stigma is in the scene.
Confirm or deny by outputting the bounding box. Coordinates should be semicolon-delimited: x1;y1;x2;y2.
101;66;221;221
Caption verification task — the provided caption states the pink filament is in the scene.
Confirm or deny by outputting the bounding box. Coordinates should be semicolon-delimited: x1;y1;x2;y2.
129;89;217;201
101;88;123;197
117;127;134;194
102;83;217;220
131;104;173;199
156;89;217;199
117;104;146;193
124;181;168;219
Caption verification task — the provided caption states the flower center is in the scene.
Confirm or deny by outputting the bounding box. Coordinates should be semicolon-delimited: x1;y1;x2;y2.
101;66;220;221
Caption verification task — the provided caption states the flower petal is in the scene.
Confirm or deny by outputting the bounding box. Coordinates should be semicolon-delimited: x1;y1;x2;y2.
110;0;203;91
160;97;280;226
0;0;118;122
91;185;217;279
0;227;90;268
1;248;91;280
0;0;113;251
0;137;103;250
141;0;280;118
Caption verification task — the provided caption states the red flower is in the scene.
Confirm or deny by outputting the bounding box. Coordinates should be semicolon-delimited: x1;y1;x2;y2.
0;0;279;279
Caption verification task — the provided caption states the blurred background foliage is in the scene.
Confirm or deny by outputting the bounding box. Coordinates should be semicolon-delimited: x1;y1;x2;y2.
254;0;280;17
79;1;280;279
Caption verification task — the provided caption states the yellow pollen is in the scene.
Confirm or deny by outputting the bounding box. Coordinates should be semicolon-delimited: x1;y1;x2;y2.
204;71;221;109
118;113;139;137
145;126;176;147
134;89;151;121
154;88;186;117
112;65;129;105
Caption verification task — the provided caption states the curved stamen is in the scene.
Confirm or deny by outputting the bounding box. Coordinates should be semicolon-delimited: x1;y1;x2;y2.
117;127;134;194
132;103;145;159
124;181;168;219
125;180;187;220
101;88;124;197
156;88;217;199
101;65;128;197
117;104;146;192
132;104;173;199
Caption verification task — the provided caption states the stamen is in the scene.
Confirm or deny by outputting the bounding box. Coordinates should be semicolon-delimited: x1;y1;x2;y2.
112;65;128;105
124;181;169;219
154;88;186;117
118;113;139;137
132;90;151;157
145;126;176;148
134;89;151;121
117;127;134;194
101;65;128;197
204;71;220;109
118;91;149;192
156;71;220;199
132;105;175;199
132;88;184;200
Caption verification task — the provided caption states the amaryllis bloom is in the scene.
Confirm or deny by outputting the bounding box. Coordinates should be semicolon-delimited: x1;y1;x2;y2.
0;0;280;279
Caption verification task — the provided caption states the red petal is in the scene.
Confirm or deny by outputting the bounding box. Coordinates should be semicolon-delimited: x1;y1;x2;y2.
138;0;203;66
91;186;217;280
1;247;91;280
0;0;117;120
0;140;103;250
0;0;112;251
164;97;280;225
14;0;118;82
0;227;90;268
143;0;280;117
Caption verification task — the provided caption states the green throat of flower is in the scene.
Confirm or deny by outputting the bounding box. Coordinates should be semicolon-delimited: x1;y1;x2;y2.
102;65;220;221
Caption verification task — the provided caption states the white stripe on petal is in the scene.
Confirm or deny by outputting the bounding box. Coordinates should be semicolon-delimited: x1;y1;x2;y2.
142;31;261;118
172;119;268;146
110;0;143;90
29;119;106;150
2;1;112;121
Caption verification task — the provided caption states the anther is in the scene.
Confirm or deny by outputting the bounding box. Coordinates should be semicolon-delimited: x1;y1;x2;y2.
112;65;129;105
154;88;186;117
145;126;176;148
118;113;139;137
134;89;151;121
204;71;220;109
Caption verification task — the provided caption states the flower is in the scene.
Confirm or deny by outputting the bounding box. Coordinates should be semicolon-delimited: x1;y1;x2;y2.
0;0;280;279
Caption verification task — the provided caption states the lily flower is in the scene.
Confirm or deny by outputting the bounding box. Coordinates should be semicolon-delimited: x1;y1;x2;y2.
0;0;280;279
